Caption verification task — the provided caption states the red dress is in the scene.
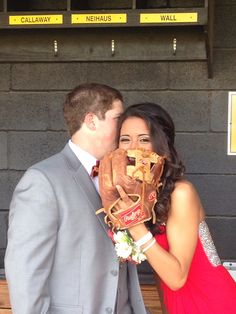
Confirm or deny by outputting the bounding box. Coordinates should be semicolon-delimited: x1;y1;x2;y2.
155;221;236;314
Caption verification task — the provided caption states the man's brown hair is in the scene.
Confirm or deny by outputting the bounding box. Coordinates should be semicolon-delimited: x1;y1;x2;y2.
63;83;123;136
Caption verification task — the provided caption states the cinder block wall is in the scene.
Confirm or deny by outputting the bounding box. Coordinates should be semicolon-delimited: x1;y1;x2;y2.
0;0;236;273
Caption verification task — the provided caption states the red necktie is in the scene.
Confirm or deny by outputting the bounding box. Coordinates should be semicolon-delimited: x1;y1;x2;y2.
90;160;100;178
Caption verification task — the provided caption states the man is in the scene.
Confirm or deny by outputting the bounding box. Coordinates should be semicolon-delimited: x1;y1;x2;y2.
5;83;147;314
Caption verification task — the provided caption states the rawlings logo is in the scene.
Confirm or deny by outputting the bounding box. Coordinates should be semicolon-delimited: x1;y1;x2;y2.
148;191;156;201
119;204;146;227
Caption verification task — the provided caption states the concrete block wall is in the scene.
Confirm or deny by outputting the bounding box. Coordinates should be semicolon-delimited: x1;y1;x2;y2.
0;0;236;271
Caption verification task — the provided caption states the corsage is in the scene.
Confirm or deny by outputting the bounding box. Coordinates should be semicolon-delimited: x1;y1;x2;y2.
108;230;147;264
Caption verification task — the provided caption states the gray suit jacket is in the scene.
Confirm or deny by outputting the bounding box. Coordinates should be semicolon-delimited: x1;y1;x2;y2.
5;144;147;314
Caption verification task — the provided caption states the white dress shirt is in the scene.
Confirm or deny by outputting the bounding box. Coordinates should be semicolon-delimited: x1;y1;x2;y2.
68;140;99;193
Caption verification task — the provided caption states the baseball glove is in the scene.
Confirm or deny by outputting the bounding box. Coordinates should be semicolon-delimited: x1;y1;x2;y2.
96;148;165;230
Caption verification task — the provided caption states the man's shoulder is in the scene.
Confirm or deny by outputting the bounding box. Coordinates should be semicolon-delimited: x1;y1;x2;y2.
31;152;62;171
12;145;73;191
29;144;70;174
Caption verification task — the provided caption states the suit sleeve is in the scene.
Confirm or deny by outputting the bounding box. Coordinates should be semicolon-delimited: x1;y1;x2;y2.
5;168;59;314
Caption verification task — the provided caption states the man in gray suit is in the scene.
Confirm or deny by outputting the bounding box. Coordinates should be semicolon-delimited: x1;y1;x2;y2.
5;83;147;314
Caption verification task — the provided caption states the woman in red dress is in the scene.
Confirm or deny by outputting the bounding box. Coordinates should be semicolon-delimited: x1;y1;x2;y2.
117;102;236;314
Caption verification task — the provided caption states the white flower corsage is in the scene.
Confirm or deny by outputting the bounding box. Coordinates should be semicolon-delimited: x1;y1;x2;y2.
108;230;147;264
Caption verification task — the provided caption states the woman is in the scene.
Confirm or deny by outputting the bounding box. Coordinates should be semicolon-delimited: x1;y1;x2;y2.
116;102;236;314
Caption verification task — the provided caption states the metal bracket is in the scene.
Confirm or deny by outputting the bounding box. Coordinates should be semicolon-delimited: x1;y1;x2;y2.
111;39;115;56
54;40;58;57
173;38;177;55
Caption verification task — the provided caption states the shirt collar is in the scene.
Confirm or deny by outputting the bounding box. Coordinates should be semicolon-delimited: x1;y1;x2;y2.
68;140;97;175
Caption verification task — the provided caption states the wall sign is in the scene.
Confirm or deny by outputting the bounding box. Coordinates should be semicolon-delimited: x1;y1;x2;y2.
228;92;236;155
140;12;198;24
9;15;63;25
71;13;127;24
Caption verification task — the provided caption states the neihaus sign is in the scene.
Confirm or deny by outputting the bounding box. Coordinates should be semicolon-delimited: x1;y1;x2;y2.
71;13;127;24
86;15;112;22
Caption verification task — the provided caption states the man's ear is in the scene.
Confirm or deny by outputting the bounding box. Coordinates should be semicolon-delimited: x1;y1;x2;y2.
84;112;96;130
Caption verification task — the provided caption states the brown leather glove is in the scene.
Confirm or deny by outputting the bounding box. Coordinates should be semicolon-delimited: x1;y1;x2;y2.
96;148;165;230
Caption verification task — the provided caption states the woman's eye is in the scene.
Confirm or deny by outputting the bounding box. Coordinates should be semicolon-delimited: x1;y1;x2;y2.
140;137;150;143
119;137;130;142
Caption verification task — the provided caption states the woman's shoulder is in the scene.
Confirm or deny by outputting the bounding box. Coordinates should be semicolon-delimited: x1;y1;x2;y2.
170;179;204;220
171;179;202;209
172;179;197;198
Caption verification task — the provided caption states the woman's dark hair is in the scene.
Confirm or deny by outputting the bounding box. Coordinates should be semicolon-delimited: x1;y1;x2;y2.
118;103;185;233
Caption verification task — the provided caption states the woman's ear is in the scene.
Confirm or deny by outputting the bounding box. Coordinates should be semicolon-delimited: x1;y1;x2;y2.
84;112;96;130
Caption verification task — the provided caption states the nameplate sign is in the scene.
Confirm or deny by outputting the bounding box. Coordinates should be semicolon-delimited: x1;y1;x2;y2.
71;13;127;24
140;12;198;24
9;15;63;25
228;92;236;155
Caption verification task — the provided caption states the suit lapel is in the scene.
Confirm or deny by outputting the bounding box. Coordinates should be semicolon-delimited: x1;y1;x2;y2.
61;144;110;234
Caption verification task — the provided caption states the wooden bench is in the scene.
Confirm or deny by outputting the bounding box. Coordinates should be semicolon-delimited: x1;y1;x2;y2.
0;280;11;314
0;279;163;314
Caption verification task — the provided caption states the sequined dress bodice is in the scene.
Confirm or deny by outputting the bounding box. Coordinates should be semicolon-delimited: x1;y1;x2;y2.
154;221;236;314
197;221;221;266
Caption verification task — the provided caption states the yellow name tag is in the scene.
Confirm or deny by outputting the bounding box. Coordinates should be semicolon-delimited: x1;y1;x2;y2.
231;103;236;152
9;15;63;25
140;13;198;23
228;93;236;154
71;13;127;24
